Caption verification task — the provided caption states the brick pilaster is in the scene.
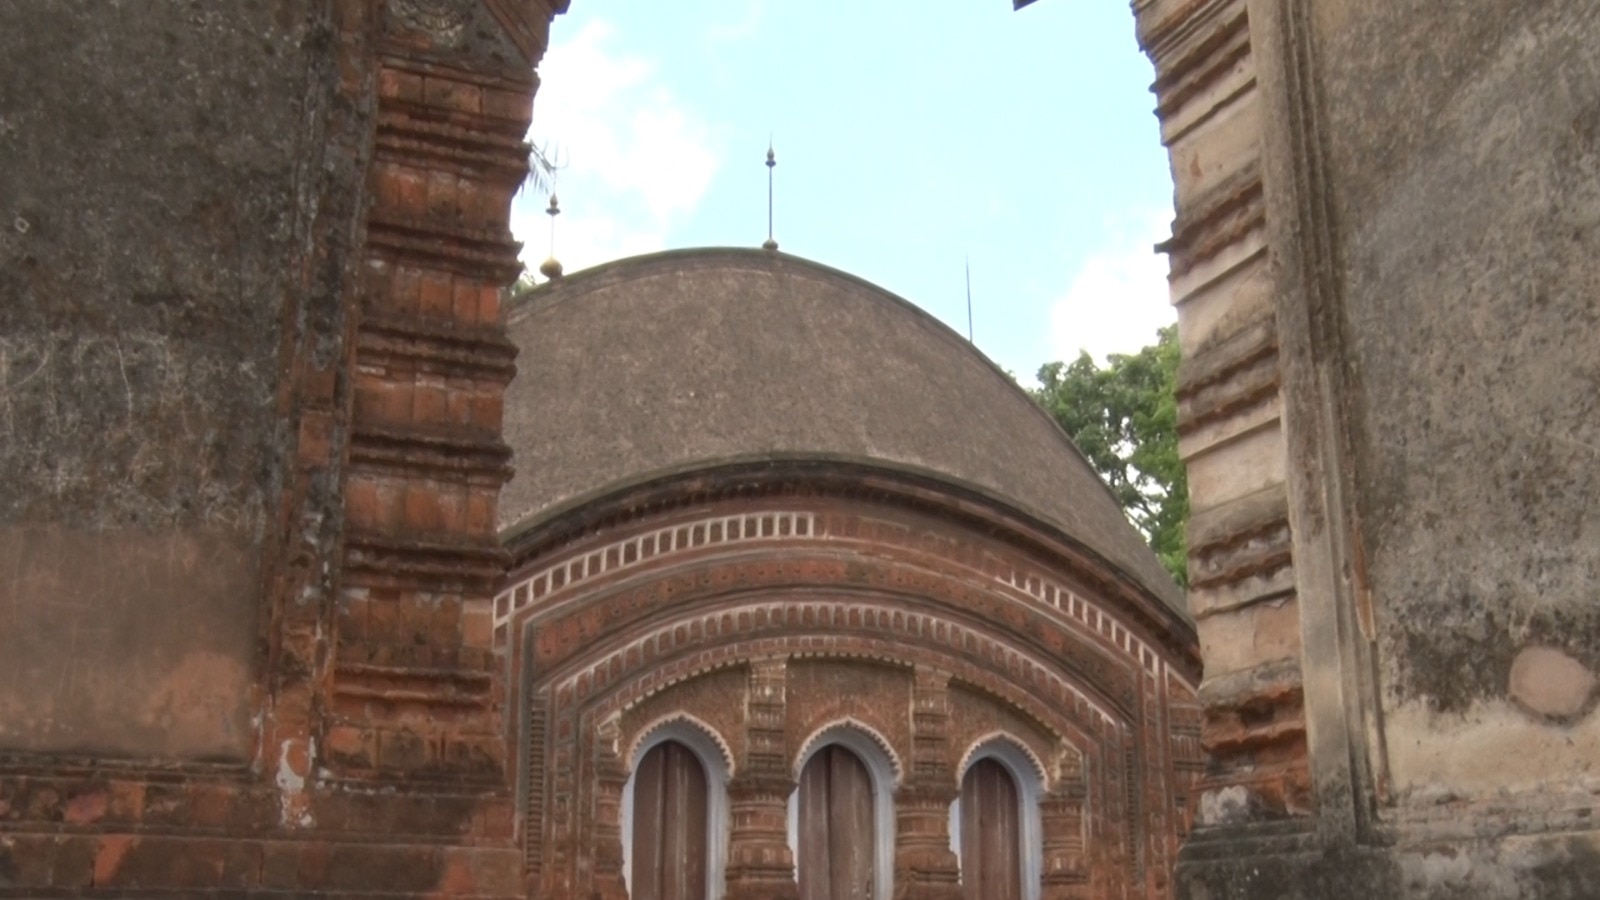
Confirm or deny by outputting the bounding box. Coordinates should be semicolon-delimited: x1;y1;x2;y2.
328;0;560;790
1041;776;1091;900
893;667;962;900
591;715;629;900
1137;0;1311;828
725;658;800;900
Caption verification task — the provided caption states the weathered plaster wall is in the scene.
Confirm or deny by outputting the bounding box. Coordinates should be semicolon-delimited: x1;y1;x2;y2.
0;1;326;760
1174;0;1600;895
1314;0;1600;807
0;0;553;892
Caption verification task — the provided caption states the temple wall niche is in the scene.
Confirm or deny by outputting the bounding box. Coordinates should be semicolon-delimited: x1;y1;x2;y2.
0;0;344;761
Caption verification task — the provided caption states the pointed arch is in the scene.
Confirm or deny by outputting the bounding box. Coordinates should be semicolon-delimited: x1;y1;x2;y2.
623;716;733;900
952;733;1047;900
788;719;900;900
628;712;737;780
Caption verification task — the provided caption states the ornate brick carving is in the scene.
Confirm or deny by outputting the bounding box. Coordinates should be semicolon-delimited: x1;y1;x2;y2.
508;482;1196;898
590;714;628;900
328;0;549;795
390;0;471;45
894;668;962;900
1042;775;1091;900
725;658;800;900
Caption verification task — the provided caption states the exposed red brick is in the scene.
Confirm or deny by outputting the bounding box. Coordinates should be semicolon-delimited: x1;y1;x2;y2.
424;76;483;115
93;835;136;886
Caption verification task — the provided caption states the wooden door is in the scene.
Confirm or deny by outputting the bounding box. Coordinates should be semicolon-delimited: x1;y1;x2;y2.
960;759;1021;900
631;741;710;900
797;745;875;900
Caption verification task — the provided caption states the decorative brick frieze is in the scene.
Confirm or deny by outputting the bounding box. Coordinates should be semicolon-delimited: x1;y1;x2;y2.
545;596;1124;732
499;501;1188;698
523;692;550;882
503;464;1197;666
1166;674;1205;840
506;473;1196;899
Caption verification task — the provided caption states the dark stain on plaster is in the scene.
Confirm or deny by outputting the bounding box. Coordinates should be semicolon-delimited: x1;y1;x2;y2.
0;0;322;760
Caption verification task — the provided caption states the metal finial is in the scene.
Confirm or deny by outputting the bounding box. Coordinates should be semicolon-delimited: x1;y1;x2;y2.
965;254;974;343
541;192;563;279
762;140;778;251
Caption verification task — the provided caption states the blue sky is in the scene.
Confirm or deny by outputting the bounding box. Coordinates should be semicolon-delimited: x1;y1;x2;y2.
511;0;1176;383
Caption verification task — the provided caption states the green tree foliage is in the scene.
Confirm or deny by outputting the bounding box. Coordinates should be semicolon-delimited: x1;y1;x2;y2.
1031;325;1188;586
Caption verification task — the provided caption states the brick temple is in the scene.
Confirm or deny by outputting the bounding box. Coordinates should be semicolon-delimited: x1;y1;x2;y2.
2;1;1596;898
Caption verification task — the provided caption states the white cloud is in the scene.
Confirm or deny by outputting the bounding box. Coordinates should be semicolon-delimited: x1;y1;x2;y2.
1046;211;1176;365
511;20;723;276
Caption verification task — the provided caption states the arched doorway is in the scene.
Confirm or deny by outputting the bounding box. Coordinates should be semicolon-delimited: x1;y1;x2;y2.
959;758;1022;900
797;744;875;900
631;740;710;900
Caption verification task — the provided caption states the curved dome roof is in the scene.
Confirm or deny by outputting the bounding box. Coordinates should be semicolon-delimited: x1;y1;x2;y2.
500;248;1185;615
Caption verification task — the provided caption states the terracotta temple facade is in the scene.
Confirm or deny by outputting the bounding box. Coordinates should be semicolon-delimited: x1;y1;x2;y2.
1;0;1597;898
494;250;1201;898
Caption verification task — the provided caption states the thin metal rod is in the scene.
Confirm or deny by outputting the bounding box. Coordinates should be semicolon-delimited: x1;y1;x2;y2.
965;255;974;342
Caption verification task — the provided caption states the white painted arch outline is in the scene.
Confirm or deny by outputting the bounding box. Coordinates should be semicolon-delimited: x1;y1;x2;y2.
620;714;733;900
787;718;900;900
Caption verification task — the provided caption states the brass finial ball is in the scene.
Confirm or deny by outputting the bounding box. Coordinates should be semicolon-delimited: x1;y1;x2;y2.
762;238;779;251
539;257;564;279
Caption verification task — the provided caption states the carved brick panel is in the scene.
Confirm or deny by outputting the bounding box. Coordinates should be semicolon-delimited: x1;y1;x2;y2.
506;483;1197;899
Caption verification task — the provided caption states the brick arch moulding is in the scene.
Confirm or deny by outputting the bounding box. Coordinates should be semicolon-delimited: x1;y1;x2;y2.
496;463;1200;899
